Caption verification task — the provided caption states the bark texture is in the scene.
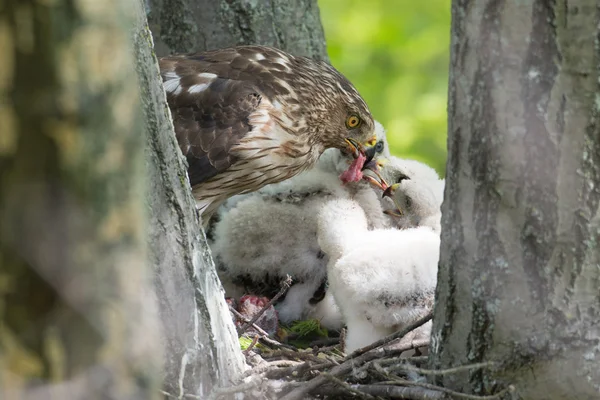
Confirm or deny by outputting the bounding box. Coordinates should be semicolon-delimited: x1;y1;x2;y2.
0;0;161;398
131;1;246;396
139;0;331;396
145;0;329;61
431;1;600;399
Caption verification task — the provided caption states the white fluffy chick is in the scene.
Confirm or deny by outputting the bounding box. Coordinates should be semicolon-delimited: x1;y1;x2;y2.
209;122;390;325
307;157;445;329
317;198;440;354
373;156;445;232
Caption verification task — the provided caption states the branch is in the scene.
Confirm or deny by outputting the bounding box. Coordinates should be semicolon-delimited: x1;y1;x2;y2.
388;361;497;376
386;380;515;400
372;362;513;400
266;360;337;380
263;348;337;364
229;306;270;337
352;339;430;380
243;335;260;355
229;303;295;350
347;312;432;359
241;360;303;379
320;373;378;399
349;384;447;400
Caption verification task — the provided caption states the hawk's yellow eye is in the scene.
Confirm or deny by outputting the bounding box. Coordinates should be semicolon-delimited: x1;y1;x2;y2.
346;115;361;129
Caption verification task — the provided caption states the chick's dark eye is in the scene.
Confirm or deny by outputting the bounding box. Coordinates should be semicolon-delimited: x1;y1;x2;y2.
375;140;384;153
396;173;410;184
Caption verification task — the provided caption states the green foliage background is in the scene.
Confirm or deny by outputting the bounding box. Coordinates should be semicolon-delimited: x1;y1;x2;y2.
319;0;451;175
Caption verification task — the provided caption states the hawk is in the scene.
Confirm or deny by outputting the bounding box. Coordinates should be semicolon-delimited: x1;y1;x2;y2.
159;45;379;223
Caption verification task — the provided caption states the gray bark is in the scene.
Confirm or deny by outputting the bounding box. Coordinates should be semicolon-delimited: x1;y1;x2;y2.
146;0;329;61
431;1;600;399
138;0;331;397
131;1;246;397
0;0;161;398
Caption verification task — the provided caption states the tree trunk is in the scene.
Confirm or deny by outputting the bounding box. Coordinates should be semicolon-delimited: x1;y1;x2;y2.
139;0;331;396
0;0;161;398
131;1;246;396
431;1;600;399
146;0;329;61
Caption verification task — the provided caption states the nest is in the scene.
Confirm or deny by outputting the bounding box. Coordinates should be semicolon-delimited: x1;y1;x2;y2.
197;278;514;400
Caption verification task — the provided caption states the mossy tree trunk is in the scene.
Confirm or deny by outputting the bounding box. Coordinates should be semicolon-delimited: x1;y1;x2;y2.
431;1;600;399
140;0;332;397
131;2;246;397
0;0;161;398
1;0;333;398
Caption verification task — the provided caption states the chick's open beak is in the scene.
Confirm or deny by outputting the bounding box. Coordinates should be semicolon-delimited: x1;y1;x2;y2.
362;159;388;190
381;183;404;217
382;183;400;198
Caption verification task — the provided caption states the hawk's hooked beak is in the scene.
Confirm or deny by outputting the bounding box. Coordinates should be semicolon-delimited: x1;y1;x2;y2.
344;138;363;159
343;138;377;163
363;144;377;165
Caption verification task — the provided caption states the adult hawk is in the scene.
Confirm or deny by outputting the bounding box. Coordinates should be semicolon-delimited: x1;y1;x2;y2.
159;45;379;223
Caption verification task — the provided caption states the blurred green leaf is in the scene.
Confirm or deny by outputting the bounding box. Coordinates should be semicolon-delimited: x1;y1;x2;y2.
319;0;451;175
288;319;328;338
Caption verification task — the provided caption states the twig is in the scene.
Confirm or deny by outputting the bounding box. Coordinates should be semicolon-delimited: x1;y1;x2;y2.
229;306;271;337
350;384;447;400
309;337;340;347
372;360;397;379
259;335;297;350
237;275;292;335
320;373;379;399
230;304;295;350
375;373;515;400
266;360;338;380
340;327;346;352
384;339;431;357
241;359;303;379
347;312;432;359
406;381;514;400
389;361;497;376
262;348;338;364
243;335;260;355
350;338;431;380
313;340;343;354
405;356;429;364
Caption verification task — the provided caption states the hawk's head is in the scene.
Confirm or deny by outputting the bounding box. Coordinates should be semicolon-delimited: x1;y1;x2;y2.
282;54;378;162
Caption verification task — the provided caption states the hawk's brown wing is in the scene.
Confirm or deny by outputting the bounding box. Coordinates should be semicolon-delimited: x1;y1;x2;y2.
165;76;261;187
160;47;293;186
